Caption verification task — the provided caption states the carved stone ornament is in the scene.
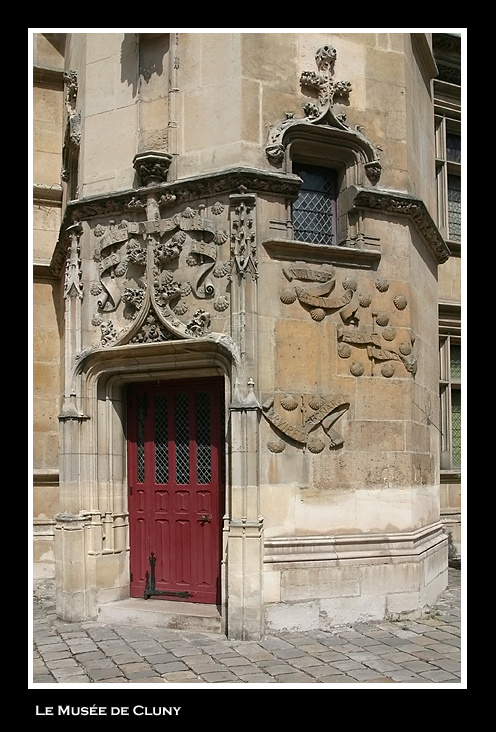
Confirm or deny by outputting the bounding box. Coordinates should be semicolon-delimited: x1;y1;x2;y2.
229;187;258;279
265;46;382;183
133;151;173;186
63;224;84;299
88;201;231;348
262;393;349;450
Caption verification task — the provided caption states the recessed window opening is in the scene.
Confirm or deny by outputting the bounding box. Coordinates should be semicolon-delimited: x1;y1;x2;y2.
292;163;338;245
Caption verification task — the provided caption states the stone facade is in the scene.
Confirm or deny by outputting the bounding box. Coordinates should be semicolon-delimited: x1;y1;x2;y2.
32;32;462;639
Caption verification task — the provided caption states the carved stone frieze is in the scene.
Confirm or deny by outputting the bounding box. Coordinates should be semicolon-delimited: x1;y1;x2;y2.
262;393;349;450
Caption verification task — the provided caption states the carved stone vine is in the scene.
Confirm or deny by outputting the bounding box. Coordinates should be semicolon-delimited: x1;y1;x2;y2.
262;392;349;451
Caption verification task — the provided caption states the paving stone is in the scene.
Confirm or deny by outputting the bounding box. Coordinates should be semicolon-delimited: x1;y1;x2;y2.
409;649;445;661
45;658;80;669
33;675;56;683
161;671;202;682
328;660;364;672
199;671;239;682
80;658;118;670
238;674;277;683
152;661;188;673
275;673;318;683
219;656;253;667
40;650;73;661
259;664;296;676
287;656;326;669
419;670;460;682
73;651;107;662
363;659;403;673
143;653;178;664
316;675;360;683
346;668;390;682
271;648;306;659
86;668;125;681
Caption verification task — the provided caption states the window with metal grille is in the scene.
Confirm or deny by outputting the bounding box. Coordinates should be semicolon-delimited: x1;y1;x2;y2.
292;163;337;245
440;336;461;472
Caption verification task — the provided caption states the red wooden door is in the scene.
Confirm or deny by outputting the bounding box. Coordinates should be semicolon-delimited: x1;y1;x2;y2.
127;378;224;604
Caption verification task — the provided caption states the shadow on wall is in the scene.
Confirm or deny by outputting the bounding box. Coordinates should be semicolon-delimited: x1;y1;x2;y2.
121;33;169;97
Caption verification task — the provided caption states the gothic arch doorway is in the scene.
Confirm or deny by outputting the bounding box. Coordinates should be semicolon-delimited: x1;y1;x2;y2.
127;377;224;604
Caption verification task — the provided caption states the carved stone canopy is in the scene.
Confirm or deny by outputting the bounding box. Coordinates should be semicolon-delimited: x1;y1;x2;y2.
265;45;382;184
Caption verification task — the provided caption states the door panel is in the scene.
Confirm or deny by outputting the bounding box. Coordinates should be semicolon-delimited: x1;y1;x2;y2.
128;378;223;604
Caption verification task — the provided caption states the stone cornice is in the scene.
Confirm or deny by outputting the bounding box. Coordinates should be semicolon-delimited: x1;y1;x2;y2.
33;184;63;205
49;167;303;278
411;33;439;81
263;238;380;269
33;64;64;89
351;187;450;264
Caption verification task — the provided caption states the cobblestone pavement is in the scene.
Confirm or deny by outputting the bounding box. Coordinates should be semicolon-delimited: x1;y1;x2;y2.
32;568;463;686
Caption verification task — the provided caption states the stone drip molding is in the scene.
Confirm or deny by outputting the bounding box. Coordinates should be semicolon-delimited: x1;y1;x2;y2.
280;262;418;378
265;45;382;184
351;187;450;264
262;392;349;452
50;167;301;279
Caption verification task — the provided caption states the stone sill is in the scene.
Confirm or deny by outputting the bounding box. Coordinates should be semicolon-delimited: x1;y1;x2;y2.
263;238;380;269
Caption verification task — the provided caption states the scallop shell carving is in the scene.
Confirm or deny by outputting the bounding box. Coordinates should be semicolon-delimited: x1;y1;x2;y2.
393;295;408;310
280;394;298;411
399;342;412;355
181;282;192;297
381;363;395;378
359;293;371;308
338;343;352;359
382;326;396;341
94;224;106;238
186;253;198;267
280;288;297;304
308;396;325;410
172;230;187;245
90;283;103;296
376;312;390;327
375;278;389;292
214;262;230;278
310;308;326;321
350;362;364;377
267;440;286;453
342;278;358;292
307;437;325;454
173;301;188;315
214;296;229;312
91;313;103;326
213;230;229;245
212;202;225;215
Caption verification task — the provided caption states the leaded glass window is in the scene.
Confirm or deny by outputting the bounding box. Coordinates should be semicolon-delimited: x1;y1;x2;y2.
440;336;461;472
292;164;337;245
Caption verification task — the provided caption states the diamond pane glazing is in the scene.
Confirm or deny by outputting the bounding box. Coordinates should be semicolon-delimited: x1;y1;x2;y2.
196;392;211;484
137;394;146;483
292;164;336;245
448;175;461;241
154;395;169;484
450;344;461;380
174;393;190;484
451;389;461;468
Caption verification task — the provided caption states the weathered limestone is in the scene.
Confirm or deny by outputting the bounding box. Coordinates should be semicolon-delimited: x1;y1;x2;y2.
32;32;457;639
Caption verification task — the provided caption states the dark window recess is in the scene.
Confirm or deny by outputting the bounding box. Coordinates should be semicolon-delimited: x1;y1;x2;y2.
292;164;337;245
